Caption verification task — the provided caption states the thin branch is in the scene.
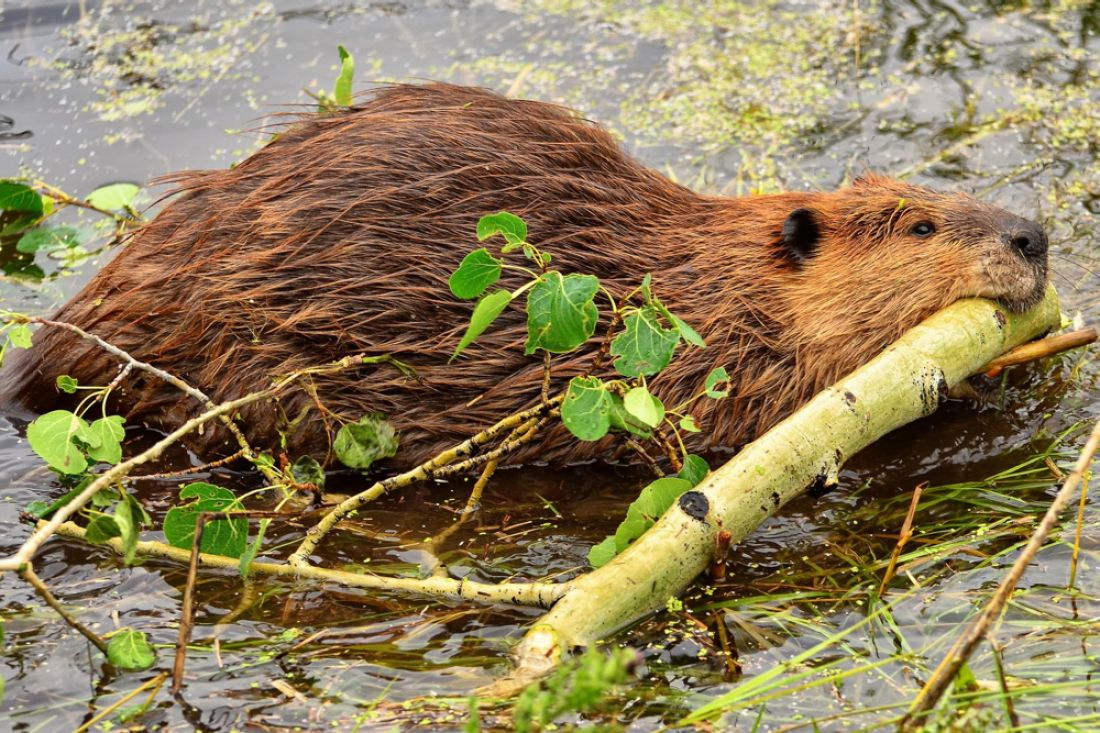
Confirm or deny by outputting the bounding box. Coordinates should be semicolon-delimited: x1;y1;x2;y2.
877;482;925;597
981;328;1097;377
52;521;566;608
173;512;210;694
21;567;108;654
288;397;561;566
74;673;168;733
32;179;138;224
901;413;1100;728
27;315;275;482
0;353;402;572
131;448;248;480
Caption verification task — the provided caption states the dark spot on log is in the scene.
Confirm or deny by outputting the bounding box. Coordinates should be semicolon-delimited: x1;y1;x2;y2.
770;491;781;507
679;491;709;522
993;310;1007;328
843;390;857;404
808;473;834;499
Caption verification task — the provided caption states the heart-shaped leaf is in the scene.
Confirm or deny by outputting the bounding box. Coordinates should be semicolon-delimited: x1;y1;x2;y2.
476;211;527;246
524;271;599;354
561;376;613;441
449;247;503;299
86;182;140;211
611;306;679;377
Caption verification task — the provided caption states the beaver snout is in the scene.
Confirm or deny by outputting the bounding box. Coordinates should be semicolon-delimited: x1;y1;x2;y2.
1003;218;1048;262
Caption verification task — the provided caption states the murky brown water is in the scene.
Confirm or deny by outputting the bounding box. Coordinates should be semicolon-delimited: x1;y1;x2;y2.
1;1;1098;731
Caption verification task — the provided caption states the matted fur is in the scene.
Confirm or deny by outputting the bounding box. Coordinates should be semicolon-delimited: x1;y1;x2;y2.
1;83;1048;468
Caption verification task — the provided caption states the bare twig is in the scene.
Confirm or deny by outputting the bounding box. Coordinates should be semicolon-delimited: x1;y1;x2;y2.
541;350;552;405
652;424;684;472
878;482;925;597
27;316;274;482
624;438;662;477
32;179;138;224
0;353;403;572
710;530;732;582
990;641;1020;730
712;609;741;677
173;512;210;693
584;308;624;378
902;415;1100;728
74;673;168;733
1069;464;1090;589
131;448;248;480
21;566;108;654
981;328;1097;377
288;397;561;566
52;521;566;608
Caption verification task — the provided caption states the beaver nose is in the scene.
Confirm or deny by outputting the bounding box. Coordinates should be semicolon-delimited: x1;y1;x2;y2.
1005;220;1048;260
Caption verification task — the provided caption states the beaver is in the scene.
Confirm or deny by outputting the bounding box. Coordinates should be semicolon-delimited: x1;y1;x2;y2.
1;83;1049;469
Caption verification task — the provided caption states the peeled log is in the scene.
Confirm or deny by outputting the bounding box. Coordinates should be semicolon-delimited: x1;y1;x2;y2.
510;287;1061;679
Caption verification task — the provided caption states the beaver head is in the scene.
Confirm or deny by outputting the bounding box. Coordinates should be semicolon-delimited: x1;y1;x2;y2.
774;173;1049;391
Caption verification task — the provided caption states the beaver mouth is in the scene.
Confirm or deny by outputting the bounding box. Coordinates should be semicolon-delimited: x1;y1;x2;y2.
993;263;1048;314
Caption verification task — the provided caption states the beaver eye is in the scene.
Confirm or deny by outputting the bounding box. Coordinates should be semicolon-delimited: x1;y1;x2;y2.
911;222;936;237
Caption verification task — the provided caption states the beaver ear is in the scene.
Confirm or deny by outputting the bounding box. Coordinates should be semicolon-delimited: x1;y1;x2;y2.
780;208;820;264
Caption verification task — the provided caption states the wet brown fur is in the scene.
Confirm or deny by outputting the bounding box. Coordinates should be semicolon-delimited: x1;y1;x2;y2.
1;83;1049;469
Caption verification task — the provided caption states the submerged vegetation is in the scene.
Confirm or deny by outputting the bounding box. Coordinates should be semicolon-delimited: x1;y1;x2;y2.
0;1;1098;732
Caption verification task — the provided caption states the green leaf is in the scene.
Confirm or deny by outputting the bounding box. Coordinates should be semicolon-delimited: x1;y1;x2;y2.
27;410;91;474
16;225;83;253
591;477;692;567
0;214;38;237
107;628;156;671
623;386;664;428
115;492;149;565
607;393;651;437
25;484;86;520
85;416;125;465
290;455;325;491
334;413;399;470
679;415;701;433
90;485;120;508
677;454;710;486
86;182;140;211
655;301;706;348
630;477;692;524
449;248;503;299
560;376;612;441
705;366;731;399
163;482;248;558
332;45;355;107
56;375;78;393
0;181;43;216
452;289;512;359
24;500;51;518
7;324;32;349
476;212;527;246
524;272;599;354
610;305;679;377
84;515;122;544
587;536;618;568
239;517;270;578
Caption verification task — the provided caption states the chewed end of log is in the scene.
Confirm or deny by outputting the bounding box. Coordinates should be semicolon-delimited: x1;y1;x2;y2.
479;625;564;698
